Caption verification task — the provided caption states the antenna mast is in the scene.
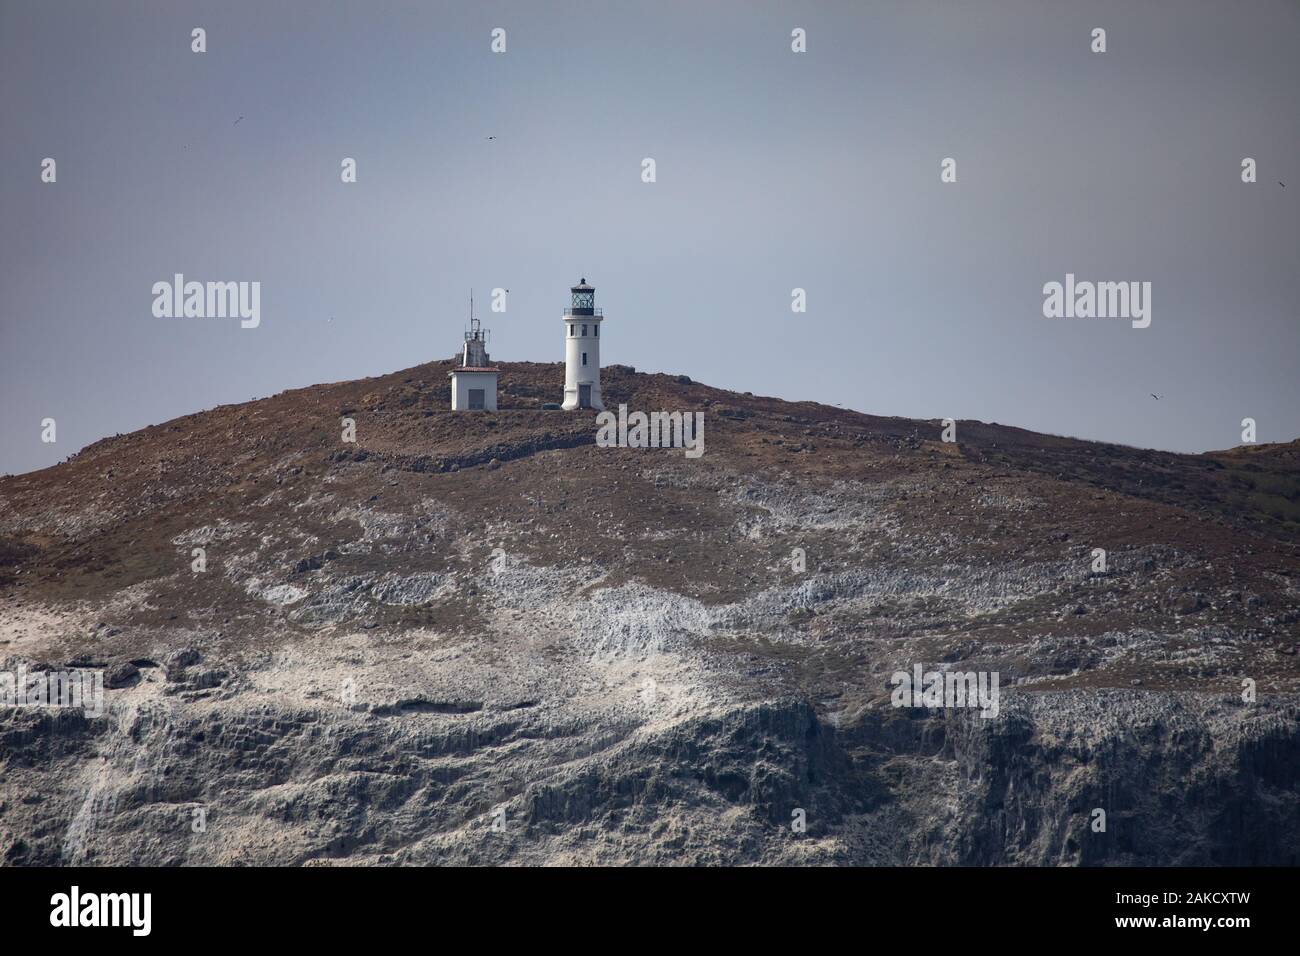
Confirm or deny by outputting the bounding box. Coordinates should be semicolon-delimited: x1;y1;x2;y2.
463;288;489;365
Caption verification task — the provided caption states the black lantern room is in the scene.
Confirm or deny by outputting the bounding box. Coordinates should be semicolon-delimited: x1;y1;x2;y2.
568;278;596;315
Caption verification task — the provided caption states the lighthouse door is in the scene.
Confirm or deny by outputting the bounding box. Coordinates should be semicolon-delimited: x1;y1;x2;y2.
578;385;592;408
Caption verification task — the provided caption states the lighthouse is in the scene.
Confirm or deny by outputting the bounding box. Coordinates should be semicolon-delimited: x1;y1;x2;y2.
562;278;603;410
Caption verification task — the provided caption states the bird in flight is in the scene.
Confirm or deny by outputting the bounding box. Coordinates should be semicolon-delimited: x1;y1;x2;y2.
485;136;497;141
1280;182;1287;188
1150;393;1162;400
234;115;244;126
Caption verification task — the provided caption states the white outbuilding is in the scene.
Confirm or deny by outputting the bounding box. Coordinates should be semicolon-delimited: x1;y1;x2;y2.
449;303;498;411
562;278;603;410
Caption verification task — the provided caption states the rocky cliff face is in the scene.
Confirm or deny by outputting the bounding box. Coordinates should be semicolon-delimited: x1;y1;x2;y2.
2;361;1298;865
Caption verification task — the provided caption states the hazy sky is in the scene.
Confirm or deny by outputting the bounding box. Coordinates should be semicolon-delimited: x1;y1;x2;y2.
2;0;1297;475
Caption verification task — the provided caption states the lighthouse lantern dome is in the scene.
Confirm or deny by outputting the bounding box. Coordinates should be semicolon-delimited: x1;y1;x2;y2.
569;278;596;315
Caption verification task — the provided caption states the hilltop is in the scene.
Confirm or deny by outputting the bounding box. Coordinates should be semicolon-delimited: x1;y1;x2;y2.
1;361;1298;865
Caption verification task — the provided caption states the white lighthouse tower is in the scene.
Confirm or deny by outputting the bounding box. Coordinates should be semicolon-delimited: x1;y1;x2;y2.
562;277;603;410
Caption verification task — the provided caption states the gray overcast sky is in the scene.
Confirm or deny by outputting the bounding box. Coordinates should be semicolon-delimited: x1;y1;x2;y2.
2;0;1297;475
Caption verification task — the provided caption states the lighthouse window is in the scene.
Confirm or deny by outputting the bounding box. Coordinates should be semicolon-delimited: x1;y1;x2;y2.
568;324;574;336
582;325;588;337
594;325;598;337
582;352;588;366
